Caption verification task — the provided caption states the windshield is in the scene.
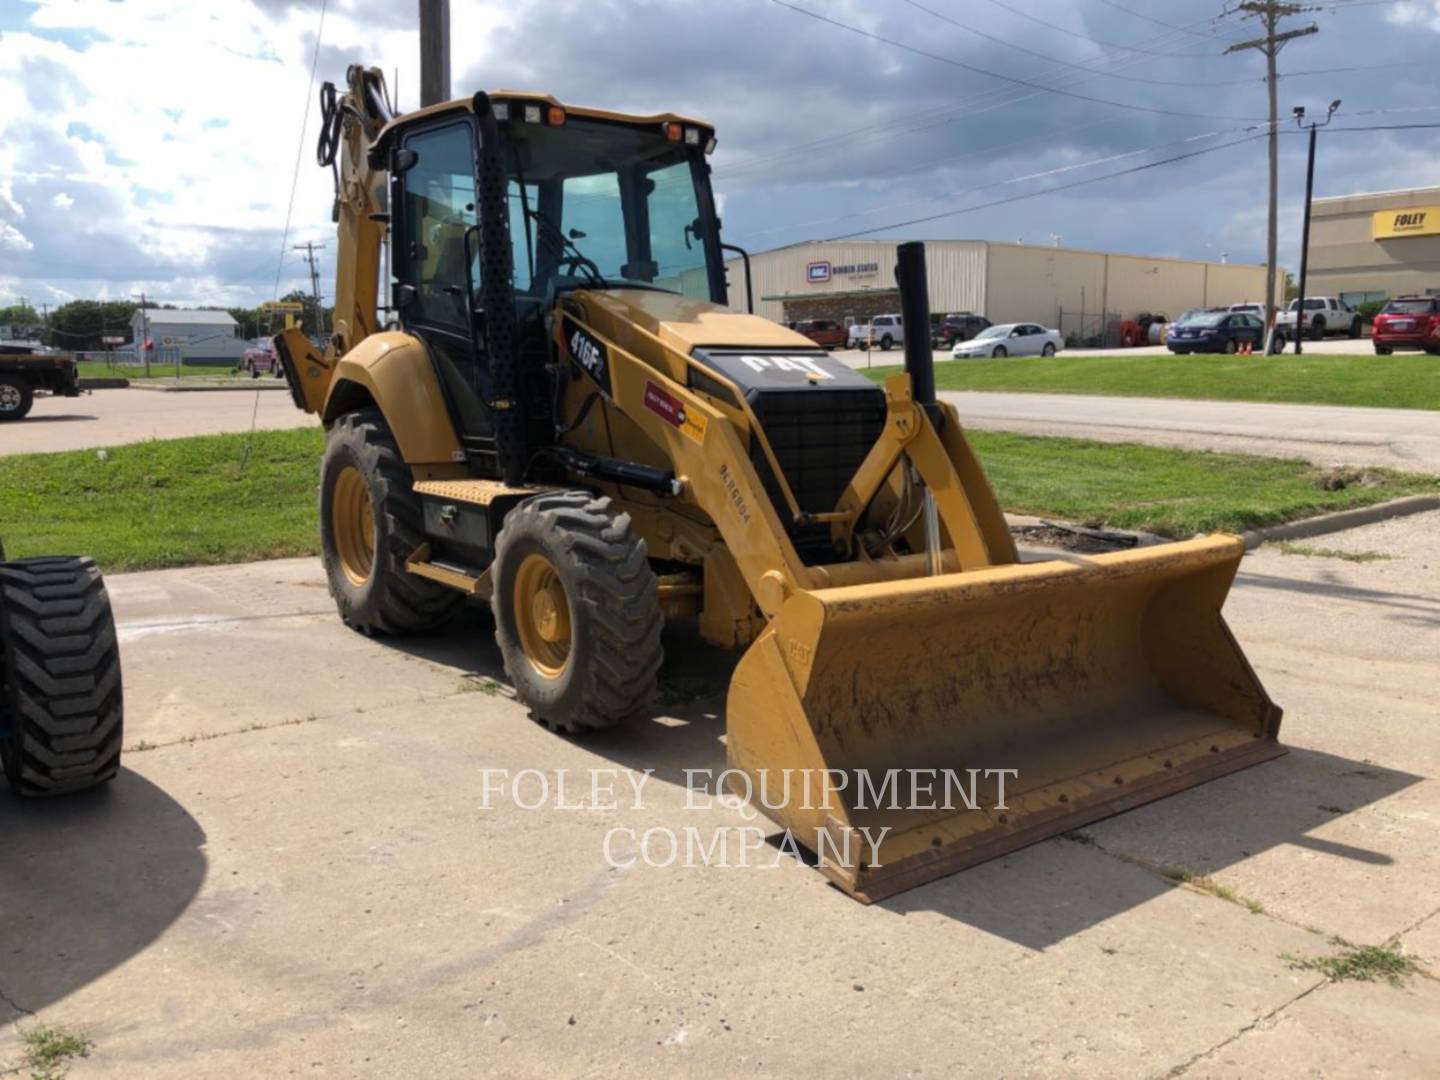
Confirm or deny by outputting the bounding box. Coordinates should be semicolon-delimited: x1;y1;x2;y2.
1383;299;1435;314
975;326;1006;340
1187;313;1226;327
502;117;720;301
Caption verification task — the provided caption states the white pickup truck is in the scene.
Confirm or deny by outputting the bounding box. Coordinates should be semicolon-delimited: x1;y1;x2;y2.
1275;297;1363;341
848;313;904;351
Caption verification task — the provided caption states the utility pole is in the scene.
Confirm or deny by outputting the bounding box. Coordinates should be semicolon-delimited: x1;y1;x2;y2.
418;0;450;107
39;302;48;347
293;241;327;340
133;291;151;377
1224;2;1318;354
1292;99;1341;355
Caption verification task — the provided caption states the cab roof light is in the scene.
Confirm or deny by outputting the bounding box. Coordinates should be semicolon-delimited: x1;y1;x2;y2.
683;126;700;146
663;121;683;142
524;103;542;124
492;101;510;121
704;134;718;155
547;105;566;126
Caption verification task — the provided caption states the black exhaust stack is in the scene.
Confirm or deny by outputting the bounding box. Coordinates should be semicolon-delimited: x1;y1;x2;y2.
895;241;939;425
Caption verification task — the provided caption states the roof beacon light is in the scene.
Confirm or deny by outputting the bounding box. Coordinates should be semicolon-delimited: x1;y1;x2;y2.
548;105;566;126
664;121;683;142
524;103;542;124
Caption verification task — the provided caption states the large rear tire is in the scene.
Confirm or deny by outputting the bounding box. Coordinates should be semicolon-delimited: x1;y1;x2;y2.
0;378;33;421
0;556;123;796
492;491;662;733
319;408;462;635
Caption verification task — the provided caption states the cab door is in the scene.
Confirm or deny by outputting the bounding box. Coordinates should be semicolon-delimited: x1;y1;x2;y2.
393;118;492;440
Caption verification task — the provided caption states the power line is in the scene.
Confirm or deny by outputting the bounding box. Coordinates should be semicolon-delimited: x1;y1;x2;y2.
976;0;1230;57
1095;0;1242;41
766;0;1268;122
898;0;1246;85
826;132;1267;239
272;0;329;303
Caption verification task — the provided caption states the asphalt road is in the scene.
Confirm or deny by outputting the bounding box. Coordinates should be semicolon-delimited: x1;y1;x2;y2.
943;390;1440;472
2;514;1437;1076
3;385;308;455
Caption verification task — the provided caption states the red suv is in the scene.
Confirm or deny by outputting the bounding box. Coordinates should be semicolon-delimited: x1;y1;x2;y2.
794;319;848;350
1372;296;1440;355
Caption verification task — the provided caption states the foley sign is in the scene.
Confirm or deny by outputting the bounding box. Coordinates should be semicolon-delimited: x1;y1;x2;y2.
1372;206;1440;240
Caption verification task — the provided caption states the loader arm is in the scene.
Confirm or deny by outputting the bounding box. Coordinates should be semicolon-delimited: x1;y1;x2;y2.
277;66;394;414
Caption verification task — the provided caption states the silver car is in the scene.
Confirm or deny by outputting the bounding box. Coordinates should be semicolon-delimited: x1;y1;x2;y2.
952;322;1063;358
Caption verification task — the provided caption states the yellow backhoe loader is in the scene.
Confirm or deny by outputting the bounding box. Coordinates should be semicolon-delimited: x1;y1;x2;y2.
277;67;1282;902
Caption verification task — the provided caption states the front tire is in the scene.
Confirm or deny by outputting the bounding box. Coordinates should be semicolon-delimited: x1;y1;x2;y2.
992;345;1008;358
492;491;662;733
1224;339;1238;355
0;379;33;421
0;557;123;796
319;408;462;635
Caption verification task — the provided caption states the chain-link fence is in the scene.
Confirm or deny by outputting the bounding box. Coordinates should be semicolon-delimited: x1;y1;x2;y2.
1058;310;1121;350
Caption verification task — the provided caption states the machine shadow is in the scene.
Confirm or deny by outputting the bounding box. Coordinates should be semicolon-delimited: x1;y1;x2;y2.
388;607;734;788
0;769;207;1016
881;745;1421;950
380;612;1424;952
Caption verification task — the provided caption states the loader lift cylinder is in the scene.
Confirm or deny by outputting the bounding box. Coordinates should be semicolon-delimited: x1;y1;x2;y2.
895;241;944;576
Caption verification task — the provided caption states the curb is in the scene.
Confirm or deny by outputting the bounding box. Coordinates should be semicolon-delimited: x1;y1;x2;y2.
1240;494;1440;550
127;381;289;393
78;377;130;390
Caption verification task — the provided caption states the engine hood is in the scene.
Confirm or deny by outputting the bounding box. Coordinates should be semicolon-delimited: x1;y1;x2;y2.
579;288;815;356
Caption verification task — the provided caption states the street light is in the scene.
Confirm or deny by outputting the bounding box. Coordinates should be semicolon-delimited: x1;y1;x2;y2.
1293;98;1341;355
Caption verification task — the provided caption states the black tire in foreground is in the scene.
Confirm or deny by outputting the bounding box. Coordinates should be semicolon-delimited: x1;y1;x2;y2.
492;491;663;734
0;556;123;796
0;378;34;421
319;408;463;636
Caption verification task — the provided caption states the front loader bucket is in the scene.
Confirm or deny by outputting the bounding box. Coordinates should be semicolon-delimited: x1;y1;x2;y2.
726;535;1283;903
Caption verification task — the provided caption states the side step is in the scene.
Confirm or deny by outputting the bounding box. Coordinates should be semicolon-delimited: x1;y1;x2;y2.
405;545;492;598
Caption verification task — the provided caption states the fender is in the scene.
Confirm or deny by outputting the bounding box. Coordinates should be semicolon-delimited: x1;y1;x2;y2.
321;331;464;467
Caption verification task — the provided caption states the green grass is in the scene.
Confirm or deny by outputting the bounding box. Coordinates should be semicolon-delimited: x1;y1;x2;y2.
75;360;244;381
967;430;1438;537
0;427;1435;572
0;428;324;571
864;352;1440;410
1283;938;1422;987
21;1025;91;1080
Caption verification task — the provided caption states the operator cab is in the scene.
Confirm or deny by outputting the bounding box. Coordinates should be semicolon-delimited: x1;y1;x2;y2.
384;93;724;458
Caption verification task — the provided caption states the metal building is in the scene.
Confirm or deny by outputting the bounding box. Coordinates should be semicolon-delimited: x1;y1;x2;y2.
725;240;1278;341
128;309;241;363
1304;185;1440;307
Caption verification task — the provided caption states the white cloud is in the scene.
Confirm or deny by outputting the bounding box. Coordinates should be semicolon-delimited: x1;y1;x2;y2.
51;192;74;210
0;222;34;252
1386;2;1440;30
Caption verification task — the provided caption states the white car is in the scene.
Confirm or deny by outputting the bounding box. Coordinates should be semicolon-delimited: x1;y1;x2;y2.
1275;297;1363;340
952;322;1063;358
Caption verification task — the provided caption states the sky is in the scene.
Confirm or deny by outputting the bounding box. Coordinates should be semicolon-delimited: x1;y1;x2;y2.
2;0;1439;312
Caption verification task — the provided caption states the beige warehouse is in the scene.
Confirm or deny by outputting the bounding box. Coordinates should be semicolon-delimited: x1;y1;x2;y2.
1304;185;1440;306
725;239;1280;337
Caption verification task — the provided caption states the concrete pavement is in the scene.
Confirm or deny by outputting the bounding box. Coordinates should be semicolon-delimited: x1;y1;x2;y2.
2;386;312;455
2;514;1437;1076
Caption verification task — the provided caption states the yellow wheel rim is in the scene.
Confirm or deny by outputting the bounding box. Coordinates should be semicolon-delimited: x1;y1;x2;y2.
332;465;376;586
513;553;572;679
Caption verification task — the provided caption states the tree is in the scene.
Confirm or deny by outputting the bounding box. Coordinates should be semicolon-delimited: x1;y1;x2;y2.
48;300;142;350
1283;271;1299;303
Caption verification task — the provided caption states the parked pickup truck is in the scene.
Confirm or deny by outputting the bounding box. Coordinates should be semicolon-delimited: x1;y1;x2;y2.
848;313;904;351
1275;297;1363;341
0;343;81;421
